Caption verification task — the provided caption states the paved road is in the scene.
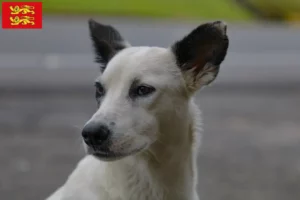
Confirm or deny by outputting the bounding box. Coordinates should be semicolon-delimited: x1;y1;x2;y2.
1;16;300;53
0;16;300;86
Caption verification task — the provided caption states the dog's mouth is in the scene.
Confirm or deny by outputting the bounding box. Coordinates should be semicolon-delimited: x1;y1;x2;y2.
87;145;147;161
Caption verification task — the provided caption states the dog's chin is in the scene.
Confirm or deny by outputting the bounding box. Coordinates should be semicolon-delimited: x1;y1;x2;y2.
87;145;147;162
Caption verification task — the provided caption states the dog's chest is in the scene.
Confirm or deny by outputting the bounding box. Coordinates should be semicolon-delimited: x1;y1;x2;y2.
97;161;196;200
99;163;164;200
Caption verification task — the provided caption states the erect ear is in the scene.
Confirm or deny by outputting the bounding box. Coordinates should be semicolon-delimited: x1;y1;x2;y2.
88;19;131;71
172;21;229;93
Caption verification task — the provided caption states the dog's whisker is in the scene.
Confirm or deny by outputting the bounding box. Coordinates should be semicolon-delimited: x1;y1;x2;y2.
70;124;83;130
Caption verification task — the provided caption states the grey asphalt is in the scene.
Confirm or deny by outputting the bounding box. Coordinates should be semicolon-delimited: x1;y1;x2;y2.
0;16;300;86
1;16;300;53
0;16;300;200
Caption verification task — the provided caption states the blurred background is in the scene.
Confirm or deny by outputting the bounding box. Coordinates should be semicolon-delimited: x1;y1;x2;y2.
0;0;300;199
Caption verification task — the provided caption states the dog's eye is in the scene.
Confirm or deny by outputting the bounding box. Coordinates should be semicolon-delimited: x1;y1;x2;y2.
95;82;105;99
135;85;155;97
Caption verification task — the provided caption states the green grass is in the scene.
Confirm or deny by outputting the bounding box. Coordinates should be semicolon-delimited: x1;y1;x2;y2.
1;0;253;21
250;0;300;19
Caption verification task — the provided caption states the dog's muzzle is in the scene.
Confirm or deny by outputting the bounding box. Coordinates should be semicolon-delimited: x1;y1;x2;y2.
82;121;147;161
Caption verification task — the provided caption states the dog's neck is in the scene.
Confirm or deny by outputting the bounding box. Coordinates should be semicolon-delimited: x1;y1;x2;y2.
104;99;199;200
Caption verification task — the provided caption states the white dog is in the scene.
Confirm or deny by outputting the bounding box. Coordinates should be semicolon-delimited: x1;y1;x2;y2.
46;19;229;200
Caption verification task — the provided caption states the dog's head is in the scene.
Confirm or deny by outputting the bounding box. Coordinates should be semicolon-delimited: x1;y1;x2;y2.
82;19;229;161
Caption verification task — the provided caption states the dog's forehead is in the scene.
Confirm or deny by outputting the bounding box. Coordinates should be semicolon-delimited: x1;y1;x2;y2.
100;47;177;85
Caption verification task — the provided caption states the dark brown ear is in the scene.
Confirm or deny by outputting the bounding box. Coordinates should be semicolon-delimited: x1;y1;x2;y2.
172;21;229;92
88;19;130;72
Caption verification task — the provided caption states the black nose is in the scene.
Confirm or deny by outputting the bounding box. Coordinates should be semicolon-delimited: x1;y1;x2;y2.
82;123;111;146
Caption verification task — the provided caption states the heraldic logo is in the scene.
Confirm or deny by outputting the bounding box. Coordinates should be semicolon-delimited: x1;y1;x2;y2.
2;2;42;29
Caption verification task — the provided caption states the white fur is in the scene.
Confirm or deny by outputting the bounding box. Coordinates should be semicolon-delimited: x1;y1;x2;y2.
47;46;206;200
